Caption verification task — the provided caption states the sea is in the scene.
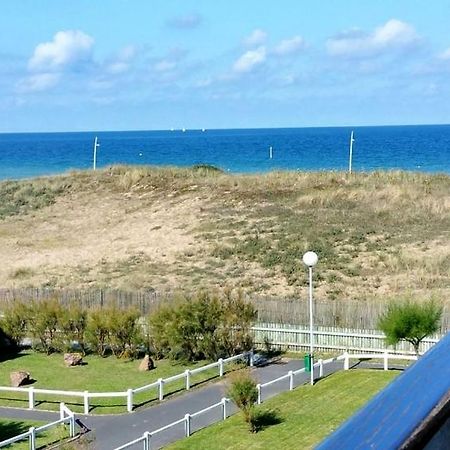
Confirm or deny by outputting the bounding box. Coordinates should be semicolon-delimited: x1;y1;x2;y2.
0;124;449;180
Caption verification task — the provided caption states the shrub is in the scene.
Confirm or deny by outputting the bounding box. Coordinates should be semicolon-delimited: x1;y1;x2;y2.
378;298;442;355
108;308;141;359
227;370;259;432
28;299;62;354
148;290;256;361
0;301;30;348
58;305;87;354
85;308;111;356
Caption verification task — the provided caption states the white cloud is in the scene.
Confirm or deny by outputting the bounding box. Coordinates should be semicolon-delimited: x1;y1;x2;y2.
273;36;305;56
243;29;267;47
154;60;177;72
327;19;419;58
28;30;94;71
167;13;202;29
233;46;266;73
106;45;137;74
438;48;450;60
16;73;60;92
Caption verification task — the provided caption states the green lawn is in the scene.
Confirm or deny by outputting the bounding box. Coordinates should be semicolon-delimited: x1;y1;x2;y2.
0;351;228;414
0;418;67;449
168;369;399;449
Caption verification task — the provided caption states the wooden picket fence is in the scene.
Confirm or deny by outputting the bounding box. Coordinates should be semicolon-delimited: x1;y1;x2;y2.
251;323;441;354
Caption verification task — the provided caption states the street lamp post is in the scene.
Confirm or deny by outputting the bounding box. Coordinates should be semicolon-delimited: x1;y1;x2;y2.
303;251;318;385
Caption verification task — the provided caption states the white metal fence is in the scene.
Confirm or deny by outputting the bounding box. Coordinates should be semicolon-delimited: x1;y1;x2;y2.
252;323;441;354
0;352;251;415
0;403;75;449
114;350;416;450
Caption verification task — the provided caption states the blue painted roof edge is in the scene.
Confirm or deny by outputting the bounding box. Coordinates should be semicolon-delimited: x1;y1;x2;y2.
316;332;450;450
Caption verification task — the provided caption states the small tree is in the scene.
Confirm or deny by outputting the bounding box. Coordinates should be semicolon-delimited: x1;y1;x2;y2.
227;370;259;432
0;301;30;349
378;299;442;356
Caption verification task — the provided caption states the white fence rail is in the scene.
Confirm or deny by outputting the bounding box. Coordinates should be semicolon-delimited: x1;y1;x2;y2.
0;352;251;415
0;403;75;449
252;323;441;354
115;351;414;450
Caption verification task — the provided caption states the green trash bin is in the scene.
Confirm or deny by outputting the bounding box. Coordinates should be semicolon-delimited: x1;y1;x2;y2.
304;354;311;372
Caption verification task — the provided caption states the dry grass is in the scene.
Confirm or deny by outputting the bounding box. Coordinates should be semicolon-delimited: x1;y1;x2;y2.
0;166;449;303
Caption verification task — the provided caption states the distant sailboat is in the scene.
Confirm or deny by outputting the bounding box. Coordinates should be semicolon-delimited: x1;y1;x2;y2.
182;128;186;132
202;128;206;132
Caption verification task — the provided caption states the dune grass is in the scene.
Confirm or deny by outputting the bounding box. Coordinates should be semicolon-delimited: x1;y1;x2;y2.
0;166;449;302
0;351;226;414
168;369;399;450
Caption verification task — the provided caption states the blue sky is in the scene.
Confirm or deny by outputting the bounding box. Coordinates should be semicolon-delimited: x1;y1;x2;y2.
1;0;450;132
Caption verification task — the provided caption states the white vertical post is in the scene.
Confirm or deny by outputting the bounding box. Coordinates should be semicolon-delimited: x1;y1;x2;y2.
319;359;324;378
144;431;151;450
344;352;349;370
249;350;254;367
185;369;191;390
28;387;34;410
184;414;191;437
257;384;261;405
309;265;314;386
93;136;99;170
70;414;75;438
59;402;64;420
158;378;164;401
384;351;389;371
221;397;227;420
289;370;294;391
127;389;133;413
29;426;36;450
218;358;224;377
348;131;354;174
83;391;89;415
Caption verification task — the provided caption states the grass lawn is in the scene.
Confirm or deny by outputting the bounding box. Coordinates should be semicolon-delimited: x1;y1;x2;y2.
0;351;229;414
0;418;68;449
168;369;399;449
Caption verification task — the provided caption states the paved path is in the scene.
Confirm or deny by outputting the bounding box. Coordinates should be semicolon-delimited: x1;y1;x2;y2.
0;358;394;449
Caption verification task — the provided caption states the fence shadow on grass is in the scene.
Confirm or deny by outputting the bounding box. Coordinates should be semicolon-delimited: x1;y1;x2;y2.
0;420;30;441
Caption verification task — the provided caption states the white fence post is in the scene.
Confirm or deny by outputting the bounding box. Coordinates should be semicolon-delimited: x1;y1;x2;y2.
319;359;324;378
70;413;75;438
288;370;294;391
344;351;349;370
384;351;388;371
83;391;89;415
257;383;261;405
185;369;191;390
29;426;36;450
184;413;191;437
158;378;164;401
221;397;227;420
144;431;151;450
218;358;224;377
59;402;64;420
28;386;35;410
127;389;133;413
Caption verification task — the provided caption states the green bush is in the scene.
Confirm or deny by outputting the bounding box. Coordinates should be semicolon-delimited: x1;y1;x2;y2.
149;290;256;361
227;369;259;432
0;301;29;348
378;298;442;355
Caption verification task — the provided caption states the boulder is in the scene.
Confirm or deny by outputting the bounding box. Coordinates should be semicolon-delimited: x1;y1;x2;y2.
10;371;31;387
138;354;155;371
64;352;83;367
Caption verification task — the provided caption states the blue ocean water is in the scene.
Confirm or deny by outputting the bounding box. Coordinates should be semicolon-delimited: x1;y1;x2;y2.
0;125;449;180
